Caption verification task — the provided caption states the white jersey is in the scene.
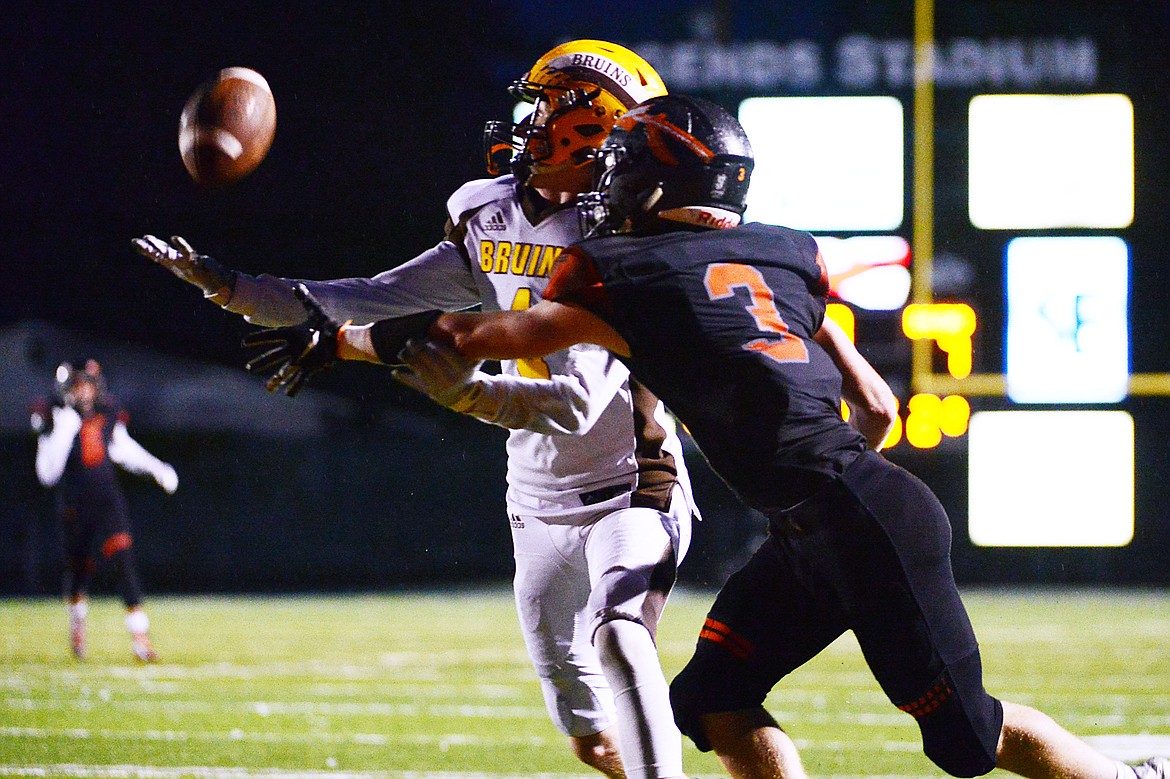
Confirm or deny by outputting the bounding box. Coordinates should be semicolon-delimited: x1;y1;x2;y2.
227;175;696;519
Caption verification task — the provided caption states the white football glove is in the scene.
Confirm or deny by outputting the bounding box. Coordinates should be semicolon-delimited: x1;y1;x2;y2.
132;234;236;305
155;463;179;495
393;339;484;412
50;405;83;437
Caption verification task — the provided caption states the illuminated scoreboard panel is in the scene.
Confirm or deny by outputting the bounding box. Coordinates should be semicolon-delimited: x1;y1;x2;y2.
968;94;1133;230
739;94;1156;548
739;96;904;231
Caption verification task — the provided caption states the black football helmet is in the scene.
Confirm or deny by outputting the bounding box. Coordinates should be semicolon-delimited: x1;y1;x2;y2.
54;359;106;407
577;94;754;237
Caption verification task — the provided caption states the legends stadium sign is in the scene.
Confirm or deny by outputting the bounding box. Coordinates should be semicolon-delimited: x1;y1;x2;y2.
634;35;1098;92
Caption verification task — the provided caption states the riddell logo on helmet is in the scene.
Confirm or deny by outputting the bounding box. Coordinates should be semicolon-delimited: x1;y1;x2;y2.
659;206;742;229
567;54;633;88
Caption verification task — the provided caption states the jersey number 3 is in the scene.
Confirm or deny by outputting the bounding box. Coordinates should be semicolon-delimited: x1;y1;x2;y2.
704;263;810;364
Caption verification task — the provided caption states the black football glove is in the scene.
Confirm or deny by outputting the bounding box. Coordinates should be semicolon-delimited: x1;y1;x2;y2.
242;283;342;397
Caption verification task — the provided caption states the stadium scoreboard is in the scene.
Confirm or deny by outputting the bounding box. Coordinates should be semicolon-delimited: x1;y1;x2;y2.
630;7;1167;553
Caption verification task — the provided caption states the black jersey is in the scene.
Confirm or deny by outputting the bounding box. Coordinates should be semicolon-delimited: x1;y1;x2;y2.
60;399;128;503
545;222;866;510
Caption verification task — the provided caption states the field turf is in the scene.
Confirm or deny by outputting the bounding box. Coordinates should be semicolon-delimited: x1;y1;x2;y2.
1;587;1167;777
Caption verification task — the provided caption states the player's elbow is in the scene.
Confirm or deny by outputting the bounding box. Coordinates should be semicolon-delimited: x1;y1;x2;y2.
872;385;900;429
431;314;483;359
854;391;899;451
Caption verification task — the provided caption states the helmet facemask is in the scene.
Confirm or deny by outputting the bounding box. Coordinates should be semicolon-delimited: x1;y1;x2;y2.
577;138;662;237
577;95;755;238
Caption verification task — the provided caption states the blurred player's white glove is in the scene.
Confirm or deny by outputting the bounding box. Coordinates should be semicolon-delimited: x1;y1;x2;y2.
132;234;237;305
49;405;83;438
393;339;484;412
155;463;179;495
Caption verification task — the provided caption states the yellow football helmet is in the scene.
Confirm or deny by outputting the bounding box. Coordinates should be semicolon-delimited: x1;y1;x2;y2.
484;39;667;192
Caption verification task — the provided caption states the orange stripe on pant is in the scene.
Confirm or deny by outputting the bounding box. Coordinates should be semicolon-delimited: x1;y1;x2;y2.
698;617;755;660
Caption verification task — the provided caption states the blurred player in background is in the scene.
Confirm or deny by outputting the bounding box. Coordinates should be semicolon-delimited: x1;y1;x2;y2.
136;41;695;779
31;359;178;663
311;94;1165;779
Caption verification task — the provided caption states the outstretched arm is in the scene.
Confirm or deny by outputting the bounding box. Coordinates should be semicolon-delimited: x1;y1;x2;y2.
335;301;628;371
813;317;898;450
133;235;481;327
428;301;631;361
108;424;178;494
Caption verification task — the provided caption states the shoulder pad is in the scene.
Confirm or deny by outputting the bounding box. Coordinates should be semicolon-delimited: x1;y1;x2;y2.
446;175;519;223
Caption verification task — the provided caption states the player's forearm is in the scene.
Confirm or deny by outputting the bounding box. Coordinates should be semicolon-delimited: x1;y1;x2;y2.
335;311;447;364
226;243;481;327
34;407;80;487
108;424;166;475
336;324;380;362
432;302;629;361
432;311;541;361
814;319;898;449
464;356;624;436
222;273;307;326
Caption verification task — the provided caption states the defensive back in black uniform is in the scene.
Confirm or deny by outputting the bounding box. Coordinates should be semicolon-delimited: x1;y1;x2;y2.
409;94;1166;779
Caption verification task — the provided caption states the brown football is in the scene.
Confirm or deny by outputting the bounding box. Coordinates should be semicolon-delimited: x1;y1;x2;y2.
179;67;276;187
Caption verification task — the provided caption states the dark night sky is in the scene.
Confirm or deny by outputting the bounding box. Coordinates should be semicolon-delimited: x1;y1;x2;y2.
5;3;518;368
5;1;1169;378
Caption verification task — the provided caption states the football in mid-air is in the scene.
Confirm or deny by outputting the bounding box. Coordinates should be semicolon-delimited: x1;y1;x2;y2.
178;67;276;187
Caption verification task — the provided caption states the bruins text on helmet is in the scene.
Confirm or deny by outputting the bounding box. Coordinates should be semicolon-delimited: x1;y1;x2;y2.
484;40;667;192
577;93;755;238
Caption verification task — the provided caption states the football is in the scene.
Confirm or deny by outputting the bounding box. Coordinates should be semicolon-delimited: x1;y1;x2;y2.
178;67;276;187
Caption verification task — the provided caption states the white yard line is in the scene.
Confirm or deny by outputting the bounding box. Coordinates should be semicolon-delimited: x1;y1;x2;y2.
0;765;952;779
0;767;599;779
1084;734;1170;761
0;768;949;779
0;726;550;748
1;699;549;720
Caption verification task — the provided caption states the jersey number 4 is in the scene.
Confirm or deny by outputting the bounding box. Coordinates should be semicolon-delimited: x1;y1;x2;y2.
704;263;810;364
511;288;552;379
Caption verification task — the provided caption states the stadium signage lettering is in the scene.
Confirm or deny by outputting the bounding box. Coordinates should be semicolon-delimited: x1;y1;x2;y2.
634;35;1098;92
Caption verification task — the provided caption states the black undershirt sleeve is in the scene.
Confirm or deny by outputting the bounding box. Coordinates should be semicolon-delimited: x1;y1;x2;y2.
367;311;444;364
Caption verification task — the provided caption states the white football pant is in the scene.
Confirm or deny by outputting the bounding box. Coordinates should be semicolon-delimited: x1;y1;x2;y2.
510;485;693;739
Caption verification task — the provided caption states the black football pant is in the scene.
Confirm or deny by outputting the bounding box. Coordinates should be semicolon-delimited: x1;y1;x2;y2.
60;490;144;609
671;450;1004;777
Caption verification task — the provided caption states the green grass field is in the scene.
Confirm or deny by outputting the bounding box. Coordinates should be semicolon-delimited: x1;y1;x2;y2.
1;587;1167;778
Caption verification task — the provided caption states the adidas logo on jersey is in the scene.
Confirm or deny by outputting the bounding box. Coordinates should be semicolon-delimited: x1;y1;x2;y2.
484;212;507;231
